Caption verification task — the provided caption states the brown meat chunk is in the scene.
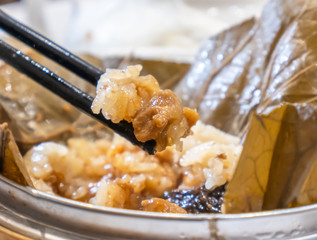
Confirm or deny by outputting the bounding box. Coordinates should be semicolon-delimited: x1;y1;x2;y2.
141;198;187;213
133;89;198;151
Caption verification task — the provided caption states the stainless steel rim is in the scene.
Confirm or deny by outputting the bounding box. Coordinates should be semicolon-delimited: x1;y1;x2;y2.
2;174;316;220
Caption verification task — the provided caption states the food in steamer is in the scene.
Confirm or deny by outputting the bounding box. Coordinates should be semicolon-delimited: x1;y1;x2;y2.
1;0;317;214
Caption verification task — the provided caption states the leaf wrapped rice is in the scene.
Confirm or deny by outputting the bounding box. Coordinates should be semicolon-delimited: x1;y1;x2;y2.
92;65;199;151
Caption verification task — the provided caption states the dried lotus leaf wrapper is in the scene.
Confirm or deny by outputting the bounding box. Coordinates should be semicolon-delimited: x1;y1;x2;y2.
296;158;317;207
175;0;317;136
0;123;33;187
222;0;317;213
174;17;256;110
174;17;257;134
262;104;317;210
0;48;96;153
224;103;317;213
223;105;287;213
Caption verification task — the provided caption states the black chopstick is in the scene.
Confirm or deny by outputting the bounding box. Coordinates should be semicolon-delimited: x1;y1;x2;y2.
0;9;103;85
0;40;156;154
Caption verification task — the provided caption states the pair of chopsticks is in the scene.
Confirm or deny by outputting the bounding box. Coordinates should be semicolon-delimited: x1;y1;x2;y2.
0;10;156;154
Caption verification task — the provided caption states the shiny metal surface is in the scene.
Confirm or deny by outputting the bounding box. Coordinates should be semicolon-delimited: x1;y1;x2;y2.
0;175;317;239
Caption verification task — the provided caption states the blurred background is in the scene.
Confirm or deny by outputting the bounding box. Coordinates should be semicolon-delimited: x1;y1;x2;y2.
0;0;266;62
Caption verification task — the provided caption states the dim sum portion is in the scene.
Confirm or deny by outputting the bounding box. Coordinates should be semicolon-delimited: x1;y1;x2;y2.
22;121;241;213
91;65;198;152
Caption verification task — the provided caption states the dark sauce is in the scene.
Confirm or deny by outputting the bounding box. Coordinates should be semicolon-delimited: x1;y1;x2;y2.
163;184;226;214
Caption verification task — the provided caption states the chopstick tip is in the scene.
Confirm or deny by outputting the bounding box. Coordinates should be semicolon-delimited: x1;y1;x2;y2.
142;139;156;155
